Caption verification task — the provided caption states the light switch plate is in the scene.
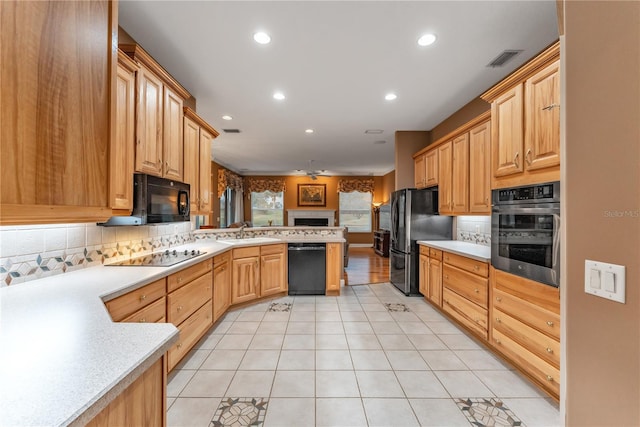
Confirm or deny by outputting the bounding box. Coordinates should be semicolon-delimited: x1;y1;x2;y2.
584;260;626;303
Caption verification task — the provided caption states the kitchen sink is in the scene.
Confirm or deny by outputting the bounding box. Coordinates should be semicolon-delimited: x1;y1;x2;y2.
217;237;281;244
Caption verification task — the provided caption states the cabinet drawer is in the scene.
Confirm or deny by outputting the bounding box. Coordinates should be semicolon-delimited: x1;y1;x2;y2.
494;288;560;340
233;246;260;259
214;251;230;266
492;329;560;398
493;308;559;368
419;246;429;256
167;299;213;372
106;278;166;322
443;252;488;277
167;258;212;292
429;248;442;260
261;243;286;255
121;296;166;324
493;268;559;313
167;272;213;325
442;288;487;339
443;264;488;308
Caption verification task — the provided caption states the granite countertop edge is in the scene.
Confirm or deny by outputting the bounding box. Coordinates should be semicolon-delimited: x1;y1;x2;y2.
417;240;491;262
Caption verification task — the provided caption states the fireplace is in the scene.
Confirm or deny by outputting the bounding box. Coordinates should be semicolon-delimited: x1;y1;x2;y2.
294;218;329;226
287;209;336;226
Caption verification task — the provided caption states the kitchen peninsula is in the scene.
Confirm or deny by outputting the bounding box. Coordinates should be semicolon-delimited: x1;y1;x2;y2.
0;226;345;426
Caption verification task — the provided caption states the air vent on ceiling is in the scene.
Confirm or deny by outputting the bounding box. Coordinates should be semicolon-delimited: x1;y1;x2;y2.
487;50;523;68
365;129;384;134
373;140;387;145
222;129;241;133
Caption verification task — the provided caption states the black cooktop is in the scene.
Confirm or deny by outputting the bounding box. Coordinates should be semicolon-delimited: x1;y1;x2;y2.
107;249;206;267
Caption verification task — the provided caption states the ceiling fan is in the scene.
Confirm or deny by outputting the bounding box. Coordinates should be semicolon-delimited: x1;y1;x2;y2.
299;160;328;180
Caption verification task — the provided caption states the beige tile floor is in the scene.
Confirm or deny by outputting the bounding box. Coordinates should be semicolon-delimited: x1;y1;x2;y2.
167;283;561;427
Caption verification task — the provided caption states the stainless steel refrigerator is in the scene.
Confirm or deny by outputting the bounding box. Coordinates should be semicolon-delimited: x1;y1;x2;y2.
389;188;452;295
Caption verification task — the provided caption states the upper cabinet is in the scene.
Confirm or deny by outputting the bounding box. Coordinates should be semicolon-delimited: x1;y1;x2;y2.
120;44;191;182
0;1;116;225
413;145;439;189
184;107;219;215
468;121;491;214
414;154;426;189
482;42;560;189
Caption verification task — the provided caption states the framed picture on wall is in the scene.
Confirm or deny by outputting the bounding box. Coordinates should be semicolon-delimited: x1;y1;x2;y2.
297;183;326;207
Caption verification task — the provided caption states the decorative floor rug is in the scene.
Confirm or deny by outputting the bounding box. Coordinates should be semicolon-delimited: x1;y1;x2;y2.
267;302;292;312
384;302;411;312
455;398;523;426
211;397;268;427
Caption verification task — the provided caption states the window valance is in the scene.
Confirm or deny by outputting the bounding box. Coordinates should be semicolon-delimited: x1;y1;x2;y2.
337;178;375;194
217;169;244;197
245;177;287;197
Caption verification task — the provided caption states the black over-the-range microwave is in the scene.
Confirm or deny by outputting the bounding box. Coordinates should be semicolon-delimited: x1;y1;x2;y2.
99;174;190;226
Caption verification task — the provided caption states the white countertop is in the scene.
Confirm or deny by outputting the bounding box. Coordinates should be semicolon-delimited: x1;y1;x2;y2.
0;235;339;426
417;240;491;262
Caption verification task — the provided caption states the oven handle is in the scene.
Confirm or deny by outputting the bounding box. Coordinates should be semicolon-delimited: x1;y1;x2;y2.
492;204;560;214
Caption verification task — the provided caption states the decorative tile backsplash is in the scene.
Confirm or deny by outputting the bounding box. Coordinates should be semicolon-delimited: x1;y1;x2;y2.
0;223;345;287
456;216;491;246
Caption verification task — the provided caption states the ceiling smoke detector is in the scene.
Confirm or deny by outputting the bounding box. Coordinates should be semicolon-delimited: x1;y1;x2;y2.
487;49;523;67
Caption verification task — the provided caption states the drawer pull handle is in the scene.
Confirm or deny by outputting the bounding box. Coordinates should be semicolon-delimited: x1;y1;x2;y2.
177;306;183;311
474;265;479;270
496;297;502;302
474;288;479;293
495;318;501;323
177;343;182;349
138;318;146;323
546;321;554;327
495;339;501;345
546;347;553;354
444;275;449;279
178;277;183;283
546;375;554;382
139;295;146;301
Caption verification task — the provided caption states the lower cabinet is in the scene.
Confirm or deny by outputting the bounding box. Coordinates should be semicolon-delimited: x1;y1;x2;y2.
86;357;165;427
491;267;560;399
213;251;231;322
418;247;428;296
260;244;287;297
166;259;213;372
326;243;342;294
427;248;443;306
231;246;261;304
105;278;166;322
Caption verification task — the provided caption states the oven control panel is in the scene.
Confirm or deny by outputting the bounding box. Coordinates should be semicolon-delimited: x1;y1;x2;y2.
493;181;560;205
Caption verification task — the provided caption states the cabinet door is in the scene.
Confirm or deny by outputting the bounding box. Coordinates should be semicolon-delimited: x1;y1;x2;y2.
213;259;230;322
261;251;286;297
183;116;200;214
231;256;260;304
414;155;426;188
492;84;524;178
451;133;469;213
469;121;491;213
525;61;560;171
199;129;213;213
419;253;428;296
326;243;342;292
427;258;442;306
135;67;164;177
163;87;184;181
111;58;136;211
424;149;439;187
438;141;453;214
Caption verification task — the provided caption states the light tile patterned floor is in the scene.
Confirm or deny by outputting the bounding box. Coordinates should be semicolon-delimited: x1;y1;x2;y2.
167;283;561;427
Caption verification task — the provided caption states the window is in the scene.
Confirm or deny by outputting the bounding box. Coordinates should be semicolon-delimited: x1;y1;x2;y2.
219;188;236;228
339;191;372;232
251;190;284;226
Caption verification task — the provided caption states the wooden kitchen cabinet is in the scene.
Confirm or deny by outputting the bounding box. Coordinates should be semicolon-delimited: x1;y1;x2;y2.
213;252;231;322
441;251;489;340
418;247;429;296
438;141;453;214
105;278;167;322
451;133;470;213
427;248;443;306
166;258;213;372
491;267;561;399
414;154;426;188
231;246;261;304
184;107;219;215
86;357;165;427
482;42;560;189
0;0;116;225
110;51;138;213
326;243;342;294
121;44;191;182
469;121;492;213
260;244;287;297
424;149;439;187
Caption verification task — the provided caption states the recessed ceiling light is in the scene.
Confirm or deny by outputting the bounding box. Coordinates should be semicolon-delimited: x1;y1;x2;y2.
305;129;314;134
222;115;233;121
273;92;285;100
417;33;437;47
384;93;397;101
253;32;271;44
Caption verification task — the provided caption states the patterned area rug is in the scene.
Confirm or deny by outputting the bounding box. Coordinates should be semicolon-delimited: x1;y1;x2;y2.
211;397;268;427
267;302;292;312
455;398;523;426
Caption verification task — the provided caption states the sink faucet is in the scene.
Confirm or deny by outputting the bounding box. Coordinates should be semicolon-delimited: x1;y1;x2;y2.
237;224;246;239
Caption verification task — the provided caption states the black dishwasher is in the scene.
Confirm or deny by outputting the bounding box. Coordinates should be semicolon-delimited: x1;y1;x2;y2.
288;243;326;295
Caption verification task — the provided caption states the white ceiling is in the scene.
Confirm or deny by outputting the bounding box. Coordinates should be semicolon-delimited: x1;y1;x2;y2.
119;1;558;177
